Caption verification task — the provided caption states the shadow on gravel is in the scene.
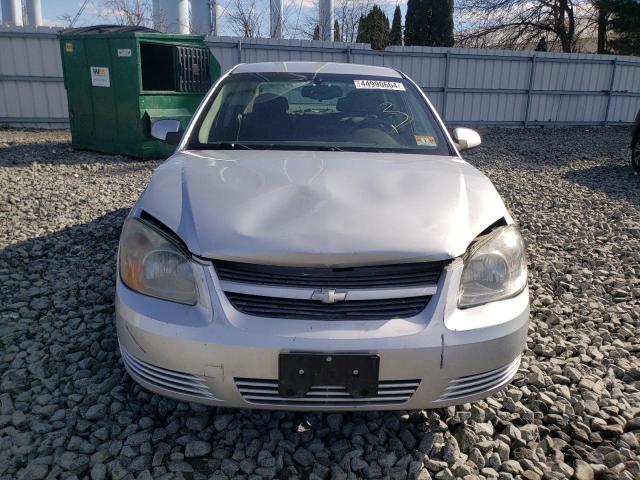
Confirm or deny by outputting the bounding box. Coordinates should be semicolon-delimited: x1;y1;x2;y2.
0;208;128;345
0;209;430;479
0;140;153;169
564;164;640;208
0;209;430;478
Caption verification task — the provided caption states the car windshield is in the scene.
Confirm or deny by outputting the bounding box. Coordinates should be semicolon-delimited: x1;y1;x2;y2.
190;72;451;155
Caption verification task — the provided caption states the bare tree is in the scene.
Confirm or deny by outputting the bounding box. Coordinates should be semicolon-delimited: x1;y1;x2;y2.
100;0;151;26
227;0;265;37
58;13;74;27
58;0;94;28
294;0;373;41
291;0;321;39
280;0;309;39
335;0;373;42
456;0;584;52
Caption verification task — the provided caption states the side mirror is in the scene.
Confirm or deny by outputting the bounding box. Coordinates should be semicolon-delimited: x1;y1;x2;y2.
151;119;182;145
451;127;481;151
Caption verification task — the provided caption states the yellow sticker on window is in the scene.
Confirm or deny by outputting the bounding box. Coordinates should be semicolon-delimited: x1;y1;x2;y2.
65;42;73;53
415;135;436;147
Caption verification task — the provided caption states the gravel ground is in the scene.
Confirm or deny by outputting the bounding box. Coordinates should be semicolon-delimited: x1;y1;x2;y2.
0;127;638;480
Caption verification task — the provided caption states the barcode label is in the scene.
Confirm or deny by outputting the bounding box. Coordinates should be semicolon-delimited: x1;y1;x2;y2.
354;80;405;91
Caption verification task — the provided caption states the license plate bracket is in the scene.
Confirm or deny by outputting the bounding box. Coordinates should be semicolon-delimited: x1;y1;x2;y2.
278;353;379;398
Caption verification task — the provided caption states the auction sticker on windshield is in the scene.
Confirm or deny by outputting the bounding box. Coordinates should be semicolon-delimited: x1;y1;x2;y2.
354;80;405;91
414;135;437;147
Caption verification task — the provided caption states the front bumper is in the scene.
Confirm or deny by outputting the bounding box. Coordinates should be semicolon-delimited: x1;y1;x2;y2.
116;259;529;410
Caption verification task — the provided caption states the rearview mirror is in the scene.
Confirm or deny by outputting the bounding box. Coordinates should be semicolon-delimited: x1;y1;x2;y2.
301;84;343;101
151;119;182;145
451;127;481;151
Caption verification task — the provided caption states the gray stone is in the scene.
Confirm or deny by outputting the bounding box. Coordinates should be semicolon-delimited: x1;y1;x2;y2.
378;451;397;468
573;460;594;480
240;458;257;474
84;404;106;421
500;460;523;475
90;463;106;480
185;440;211;458
221;459;240;476
293;448;315;467
213;414;234;431
19;464;49;480
442;437;461;464
327;413;343;432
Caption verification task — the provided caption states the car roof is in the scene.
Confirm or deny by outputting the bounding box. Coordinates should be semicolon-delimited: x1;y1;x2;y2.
231;61;403;78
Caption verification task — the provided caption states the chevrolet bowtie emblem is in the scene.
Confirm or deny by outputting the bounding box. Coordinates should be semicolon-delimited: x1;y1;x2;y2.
310;288;347;304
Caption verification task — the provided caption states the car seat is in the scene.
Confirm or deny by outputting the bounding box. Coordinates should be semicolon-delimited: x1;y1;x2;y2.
240;93;291;141
336;90;384;117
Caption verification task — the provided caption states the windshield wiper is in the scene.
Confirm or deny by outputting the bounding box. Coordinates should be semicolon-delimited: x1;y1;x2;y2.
190;143;347;152
199;142;254;150
311;145;345;152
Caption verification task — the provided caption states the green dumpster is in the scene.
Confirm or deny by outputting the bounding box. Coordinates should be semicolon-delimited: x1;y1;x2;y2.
59;26;220;159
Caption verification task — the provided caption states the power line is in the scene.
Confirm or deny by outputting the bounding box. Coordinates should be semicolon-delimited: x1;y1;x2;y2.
70;0;92;27
294;0;305;35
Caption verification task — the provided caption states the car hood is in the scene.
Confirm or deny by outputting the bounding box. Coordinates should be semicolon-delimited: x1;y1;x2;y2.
137;150;510;266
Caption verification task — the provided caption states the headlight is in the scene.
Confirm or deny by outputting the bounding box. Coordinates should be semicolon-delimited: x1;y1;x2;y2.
458;225;527;308
119;218;198;305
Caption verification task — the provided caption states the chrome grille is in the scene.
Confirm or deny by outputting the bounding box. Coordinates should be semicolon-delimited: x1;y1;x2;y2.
225;292;431;320
213;260;444;289
235;378;420;406
121;347;215;400
438;356;521;401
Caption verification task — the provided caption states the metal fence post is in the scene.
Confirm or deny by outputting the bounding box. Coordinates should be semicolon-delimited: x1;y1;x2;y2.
346;45;351;63
442;52;450;121
237;39;242;64
524;55;537;126
604;58;617;125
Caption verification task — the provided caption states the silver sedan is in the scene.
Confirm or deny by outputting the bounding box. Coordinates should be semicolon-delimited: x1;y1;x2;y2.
116;62;529;410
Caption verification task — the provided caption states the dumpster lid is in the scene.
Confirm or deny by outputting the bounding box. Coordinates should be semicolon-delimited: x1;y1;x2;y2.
144;108;194;121
61;25;158;36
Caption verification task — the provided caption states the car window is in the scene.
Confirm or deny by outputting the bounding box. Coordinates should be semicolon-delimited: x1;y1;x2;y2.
193;72;451;156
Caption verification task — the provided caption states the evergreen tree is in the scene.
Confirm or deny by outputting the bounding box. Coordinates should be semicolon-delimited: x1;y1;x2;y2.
313;25;320;40
608;0;640;55
432;0;454;47
356;15;366;43
334;20;341;42
404;0;423;46
405;0;454;47
596;0;608;53
595;0;639;55
356;6;390;50
389;5;402;46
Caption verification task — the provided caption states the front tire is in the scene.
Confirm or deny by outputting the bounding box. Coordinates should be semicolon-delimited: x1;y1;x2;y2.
633;142;640;173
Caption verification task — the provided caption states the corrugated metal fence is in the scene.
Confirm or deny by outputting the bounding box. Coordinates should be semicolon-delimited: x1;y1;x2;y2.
1;26;640;128
208;37;640;126
0;26;68;128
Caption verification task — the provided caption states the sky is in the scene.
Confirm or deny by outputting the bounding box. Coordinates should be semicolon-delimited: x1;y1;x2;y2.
38;0;404;38
35;0;406;35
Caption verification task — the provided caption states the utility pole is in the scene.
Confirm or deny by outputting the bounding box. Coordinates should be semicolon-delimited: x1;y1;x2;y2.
318;0;334;41
270;0;283;38
1;0;23;26
25;0;43;26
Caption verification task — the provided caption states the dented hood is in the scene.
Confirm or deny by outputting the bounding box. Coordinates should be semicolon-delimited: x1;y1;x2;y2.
137;150;509;266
